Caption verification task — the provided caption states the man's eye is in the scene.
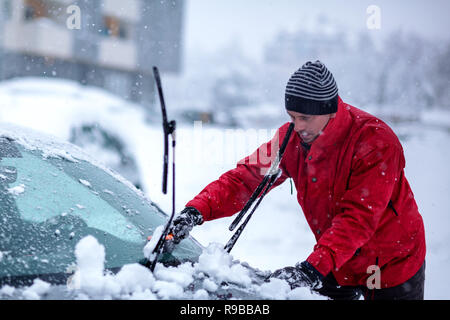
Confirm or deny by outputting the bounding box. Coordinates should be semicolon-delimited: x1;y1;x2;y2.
289;115;310;121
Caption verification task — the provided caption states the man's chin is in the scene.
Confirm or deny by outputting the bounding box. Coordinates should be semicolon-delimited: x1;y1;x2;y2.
300;135;318;144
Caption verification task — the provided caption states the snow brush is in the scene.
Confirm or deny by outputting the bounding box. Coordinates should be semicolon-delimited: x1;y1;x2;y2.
147;66;177;272
224;122;295;253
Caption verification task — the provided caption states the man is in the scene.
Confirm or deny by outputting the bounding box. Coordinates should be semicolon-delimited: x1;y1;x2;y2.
169;61;426;300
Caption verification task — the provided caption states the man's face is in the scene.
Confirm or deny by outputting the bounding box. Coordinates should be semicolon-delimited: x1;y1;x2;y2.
287;110;336;143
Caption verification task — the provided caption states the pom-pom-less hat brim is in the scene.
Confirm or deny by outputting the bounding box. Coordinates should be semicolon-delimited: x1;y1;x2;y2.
285;61;338;115
285;94;338;115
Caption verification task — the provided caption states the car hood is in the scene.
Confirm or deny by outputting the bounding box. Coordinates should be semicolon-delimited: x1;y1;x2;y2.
0;239;323;300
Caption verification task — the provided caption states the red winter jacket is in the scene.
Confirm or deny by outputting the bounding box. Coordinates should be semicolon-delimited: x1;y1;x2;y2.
187;97;426;288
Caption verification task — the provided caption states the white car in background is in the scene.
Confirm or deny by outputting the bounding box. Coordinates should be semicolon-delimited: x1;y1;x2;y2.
0;77;156;190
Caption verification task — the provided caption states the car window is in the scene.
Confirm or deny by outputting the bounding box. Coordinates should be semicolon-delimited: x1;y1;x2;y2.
0;138;202;280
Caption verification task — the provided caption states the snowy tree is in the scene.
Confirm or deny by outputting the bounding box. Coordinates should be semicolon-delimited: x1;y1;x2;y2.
428;43;450;109
261;20;450;114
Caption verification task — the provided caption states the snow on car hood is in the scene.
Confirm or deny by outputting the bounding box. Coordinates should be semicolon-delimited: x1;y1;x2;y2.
1;236;325;300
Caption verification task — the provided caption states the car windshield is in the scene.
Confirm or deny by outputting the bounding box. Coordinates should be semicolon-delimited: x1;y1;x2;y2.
0;137;202;281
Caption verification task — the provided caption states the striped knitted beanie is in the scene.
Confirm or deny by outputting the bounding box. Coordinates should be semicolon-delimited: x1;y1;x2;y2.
285;60;339;115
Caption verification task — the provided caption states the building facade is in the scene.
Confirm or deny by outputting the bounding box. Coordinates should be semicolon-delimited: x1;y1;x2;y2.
0;0;185;108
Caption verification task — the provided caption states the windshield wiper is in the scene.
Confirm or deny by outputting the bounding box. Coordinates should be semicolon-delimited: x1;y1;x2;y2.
224;122;295;253
146;66;177;272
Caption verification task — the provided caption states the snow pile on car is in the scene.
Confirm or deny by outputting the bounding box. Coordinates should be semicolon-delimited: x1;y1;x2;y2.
195;243;253;288
1;235;325;300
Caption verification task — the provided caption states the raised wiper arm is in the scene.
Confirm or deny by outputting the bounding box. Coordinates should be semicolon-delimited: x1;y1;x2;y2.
153;66;176;195
224;122;295;253
148;66;177;272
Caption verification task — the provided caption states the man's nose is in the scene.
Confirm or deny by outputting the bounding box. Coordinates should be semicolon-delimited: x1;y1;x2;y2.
293;119;306;132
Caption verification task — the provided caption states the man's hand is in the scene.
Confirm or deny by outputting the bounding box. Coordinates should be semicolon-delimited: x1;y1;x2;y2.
168;207;204;244
268;261;324;290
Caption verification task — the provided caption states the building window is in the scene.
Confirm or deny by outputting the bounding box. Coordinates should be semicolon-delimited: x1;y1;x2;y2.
23;0;48;21
22;0;69;26
102;16;128;39
24;5;35;20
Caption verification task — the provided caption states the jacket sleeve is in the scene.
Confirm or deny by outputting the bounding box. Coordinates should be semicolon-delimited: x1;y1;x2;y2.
307;126;405;276
186;125;291;221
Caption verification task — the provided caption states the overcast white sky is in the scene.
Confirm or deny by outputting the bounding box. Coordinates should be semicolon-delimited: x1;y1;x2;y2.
184;0;450;59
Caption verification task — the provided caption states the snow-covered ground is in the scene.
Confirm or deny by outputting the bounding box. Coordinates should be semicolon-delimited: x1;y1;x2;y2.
0;78;449;299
